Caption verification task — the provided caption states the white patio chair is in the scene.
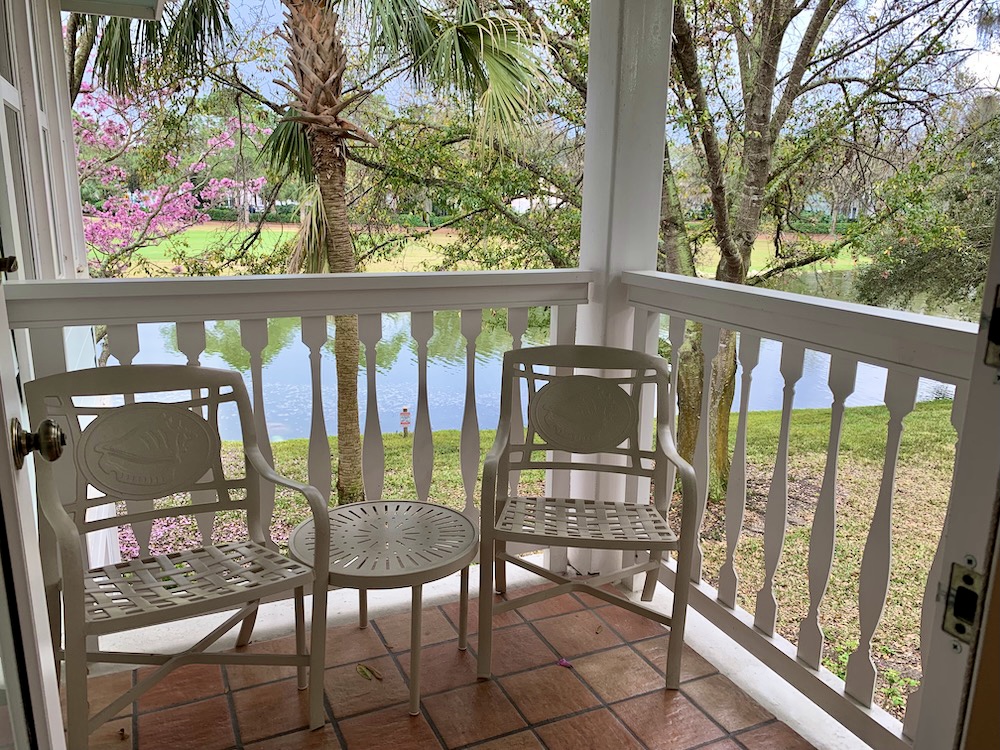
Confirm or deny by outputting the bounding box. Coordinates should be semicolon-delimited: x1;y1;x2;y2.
476;345;698;687
25;365;330;749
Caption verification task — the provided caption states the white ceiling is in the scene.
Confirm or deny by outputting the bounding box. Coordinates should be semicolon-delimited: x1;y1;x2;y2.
60;0;166;20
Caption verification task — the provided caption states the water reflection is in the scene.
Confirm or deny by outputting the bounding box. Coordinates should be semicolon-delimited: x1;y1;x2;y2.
141;311;547;440
133;307;954;441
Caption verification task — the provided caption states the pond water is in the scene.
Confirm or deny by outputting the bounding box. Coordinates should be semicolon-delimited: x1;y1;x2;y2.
127;303;955;441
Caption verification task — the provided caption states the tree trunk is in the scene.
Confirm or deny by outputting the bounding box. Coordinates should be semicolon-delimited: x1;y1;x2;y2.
311;129;364;504
658;149;695;275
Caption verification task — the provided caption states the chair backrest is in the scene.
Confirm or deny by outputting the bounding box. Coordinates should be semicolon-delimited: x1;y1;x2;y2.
494;345;675;508
25;365;270;549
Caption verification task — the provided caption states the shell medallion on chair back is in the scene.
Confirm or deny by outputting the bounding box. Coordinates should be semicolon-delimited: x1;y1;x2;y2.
77;403;219;501
530;375;637;454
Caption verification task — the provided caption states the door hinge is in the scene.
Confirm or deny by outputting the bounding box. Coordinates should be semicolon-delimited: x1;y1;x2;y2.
942;562;985;643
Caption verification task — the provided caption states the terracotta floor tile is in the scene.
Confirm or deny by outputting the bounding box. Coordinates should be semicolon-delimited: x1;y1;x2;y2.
499;664;600;724
736;721;815;749
397;642;479;695
471;624;557;676
422;682;526;747
698;742;742;749
682;674;772;732
324;622;390;667
473;731;544;750
573;590;614;609
573;646;665;703
136;664;225;713
595;604;670;642
532;610;625;658
137;696;234;750
612;691;725;750
634;635;717;682
226;635;302;691
442;594;523;634
338;706;441;749
245;725;343;749
324;654;409;718
232;678;312;743
86;720;135;750
510;588;585;621
535;708;644;750
62;669;134;720
375;608;457;653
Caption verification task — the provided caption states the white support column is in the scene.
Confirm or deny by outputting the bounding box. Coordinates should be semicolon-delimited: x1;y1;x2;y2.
572;0;674;576
577;0;674;349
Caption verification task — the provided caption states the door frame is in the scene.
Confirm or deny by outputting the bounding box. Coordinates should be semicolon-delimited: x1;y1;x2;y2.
0;282;65;748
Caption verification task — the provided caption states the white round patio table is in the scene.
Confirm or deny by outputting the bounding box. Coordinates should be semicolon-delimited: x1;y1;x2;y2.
289;500;479;715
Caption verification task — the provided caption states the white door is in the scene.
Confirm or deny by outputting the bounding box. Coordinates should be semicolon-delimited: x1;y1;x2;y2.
910;204;1000;748
0;281;64;748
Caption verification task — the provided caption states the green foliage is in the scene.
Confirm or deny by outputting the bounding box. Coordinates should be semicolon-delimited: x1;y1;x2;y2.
852;100;1000;319
92;0;231;98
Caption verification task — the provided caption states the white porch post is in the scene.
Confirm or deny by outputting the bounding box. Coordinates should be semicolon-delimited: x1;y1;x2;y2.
572;0;674;576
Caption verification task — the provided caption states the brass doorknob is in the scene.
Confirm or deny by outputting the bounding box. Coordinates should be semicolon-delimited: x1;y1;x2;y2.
11;418;65;469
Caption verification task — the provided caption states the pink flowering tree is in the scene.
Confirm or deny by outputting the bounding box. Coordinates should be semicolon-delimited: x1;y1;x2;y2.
74;82;271;277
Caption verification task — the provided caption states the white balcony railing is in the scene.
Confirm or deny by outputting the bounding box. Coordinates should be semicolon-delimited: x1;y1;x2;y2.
7;268;978;750
8;269;592;547
623;270;977;750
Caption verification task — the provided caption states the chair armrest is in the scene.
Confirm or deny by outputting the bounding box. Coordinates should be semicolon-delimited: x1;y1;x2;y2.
657;421;700;580
479;422;510;523
244;447;330;575
36;491;86;603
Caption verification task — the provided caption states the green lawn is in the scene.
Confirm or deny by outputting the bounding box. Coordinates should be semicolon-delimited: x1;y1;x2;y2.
695;238;860;277
104;223;855;276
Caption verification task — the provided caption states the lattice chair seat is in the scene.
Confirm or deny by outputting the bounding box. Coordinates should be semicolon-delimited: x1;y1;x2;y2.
25;365;331;750
495;496;678;549
477;345;699;691
84;542;314;635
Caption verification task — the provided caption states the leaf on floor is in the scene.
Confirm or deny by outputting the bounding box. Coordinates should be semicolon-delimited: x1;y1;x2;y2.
357;663;383;681
557;658;573;669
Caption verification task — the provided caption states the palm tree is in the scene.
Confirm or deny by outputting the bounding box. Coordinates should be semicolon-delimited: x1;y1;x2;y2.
267;0;543;504
64;0;230;103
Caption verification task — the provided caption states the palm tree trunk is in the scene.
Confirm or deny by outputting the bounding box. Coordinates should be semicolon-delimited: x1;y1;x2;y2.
311;129;364;504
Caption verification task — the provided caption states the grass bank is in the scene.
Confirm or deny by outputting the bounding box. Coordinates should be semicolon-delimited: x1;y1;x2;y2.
102;223;859;276
119;399;953;718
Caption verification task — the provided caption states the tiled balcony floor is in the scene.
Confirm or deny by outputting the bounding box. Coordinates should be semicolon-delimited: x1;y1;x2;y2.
76;586;817;750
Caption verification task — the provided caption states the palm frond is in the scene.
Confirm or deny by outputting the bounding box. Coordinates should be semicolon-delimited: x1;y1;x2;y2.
164;0;231;71
287;182;328;275
261;118;315;183
93;17;139;97
425;15;545;148
343;0;435;65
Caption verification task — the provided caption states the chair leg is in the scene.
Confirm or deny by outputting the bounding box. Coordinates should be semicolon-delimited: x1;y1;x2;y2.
495;541;507;594
64;626;89;750
458;567;470;651
477;540;494;679
408;585;423;716
294;587;307;690
45;584;61;681
236;600;260;648
666;548;695;690
641;550;662;602
308;580;328;730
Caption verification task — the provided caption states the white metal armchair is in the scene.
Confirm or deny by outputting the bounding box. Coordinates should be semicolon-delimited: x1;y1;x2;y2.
477;345;698;688
25;365;330;749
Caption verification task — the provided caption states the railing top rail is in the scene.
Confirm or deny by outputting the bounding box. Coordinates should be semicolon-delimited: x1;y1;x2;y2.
7;270;594;328
624;270;978;384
